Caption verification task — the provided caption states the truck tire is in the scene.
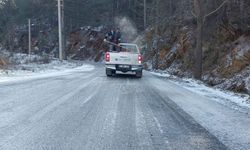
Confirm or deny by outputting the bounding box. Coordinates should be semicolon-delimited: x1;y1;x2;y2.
136;70;142;78
106;68;115;77
106;68;112;77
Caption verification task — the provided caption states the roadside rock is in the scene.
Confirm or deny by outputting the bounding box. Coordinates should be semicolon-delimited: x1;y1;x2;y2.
245;76;250;94
0;57;8;68
67;26;108;61
204;36;250;94
231;36;250;72
215;66;250;93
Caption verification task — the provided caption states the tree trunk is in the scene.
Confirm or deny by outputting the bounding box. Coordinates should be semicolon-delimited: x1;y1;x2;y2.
154;0;160;70
144;0;147;30
112;0;116;25
193;0;203;79
240;0;244;30
194;16;203;79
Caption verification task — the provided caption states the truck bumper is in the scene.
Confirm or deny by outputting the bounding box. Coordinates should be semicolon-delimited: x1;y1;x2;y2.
105;64;143;73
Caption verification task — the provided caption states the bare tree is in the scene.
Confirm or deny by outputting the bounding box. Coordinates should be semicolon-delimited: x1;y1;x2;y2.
193;0;203;79
154;0;160;70
193;0;229;79
144;0;147;30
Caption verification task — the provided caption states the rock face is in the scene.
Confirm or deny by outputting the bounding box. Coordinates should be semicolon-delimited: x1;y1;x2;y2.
66;26;108;61
144;26;250;94
216;36;250;76
4;19;59;55
205;36;250;94
246;76;250;94
231;36;250;73
5;24;108;62
215;66;250;94
0;50;10;69
0;57;7;68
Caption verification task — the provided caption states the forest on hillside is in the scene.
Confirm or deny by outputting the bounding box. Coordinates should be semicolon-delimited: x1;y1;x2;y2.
0;0;250;93
0;0;249;39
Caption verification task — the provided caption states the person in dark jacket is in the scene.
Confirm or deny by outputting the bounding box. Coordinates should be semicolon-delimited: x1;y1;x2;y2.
105;28;122;51
114;28;121;44
105;29;115;43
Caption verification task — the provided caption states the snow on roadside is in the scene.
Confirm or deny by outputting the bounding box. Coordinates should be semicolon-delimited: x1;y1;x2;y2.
0;60;94;84
151;72;250;109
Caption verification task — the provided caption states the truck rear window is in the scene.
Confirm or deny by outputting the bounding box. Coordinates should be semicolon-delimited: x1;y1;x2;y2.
119;45;138;53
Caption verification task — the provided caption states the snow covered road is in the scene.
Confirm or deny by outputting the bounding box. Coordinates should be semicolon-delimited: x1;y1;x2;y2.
0;64;249;149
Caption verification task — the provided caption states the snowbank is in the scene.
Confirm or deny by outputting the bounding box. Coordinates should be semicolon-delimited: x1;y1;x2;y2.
0;52;95;83
150;71;250;150
0;62;94;84
151;71;250;109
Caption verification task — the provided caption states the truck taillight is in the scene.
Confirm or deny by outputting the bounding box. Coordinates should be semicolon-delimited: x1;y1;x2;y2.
138;54;142;64
105;52;110;62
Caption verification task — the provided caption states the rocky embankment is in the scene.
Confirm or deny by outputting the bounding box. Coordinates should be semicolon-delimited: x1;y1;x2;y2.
143;30;250;94
204;36;250;94
66;26;108;61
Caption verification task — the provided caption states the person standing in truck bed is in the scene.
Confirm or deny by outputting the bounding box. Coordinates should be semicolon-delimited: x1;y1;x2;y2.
114;28;121;44
105;28;122;51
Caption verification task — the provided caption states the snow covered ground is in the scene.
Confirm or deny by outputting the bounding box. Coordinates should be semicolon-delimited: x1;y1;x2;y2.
149;71;250;150
151;71;250;110
0;59;94;84
0;63;249;149
0;51;95;83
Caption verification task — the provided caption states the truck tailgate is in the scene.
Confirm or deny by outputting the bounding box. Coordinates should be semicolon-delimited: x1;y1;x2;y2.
109;52;139;65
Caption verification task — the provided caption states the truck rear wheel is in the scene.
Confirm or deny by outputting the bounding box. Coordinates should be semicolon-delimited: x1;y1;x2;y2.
106;68;112;76
136;70;142;78
106;68;115;77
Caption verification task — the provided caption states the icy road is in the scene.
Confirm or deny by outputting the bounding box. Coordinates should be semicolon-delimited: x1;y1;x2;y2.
0;64;250;150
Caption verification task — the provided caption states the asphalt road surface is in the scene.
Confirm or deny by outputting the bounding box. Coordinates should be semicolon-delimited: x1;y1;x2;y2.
0;64;228;150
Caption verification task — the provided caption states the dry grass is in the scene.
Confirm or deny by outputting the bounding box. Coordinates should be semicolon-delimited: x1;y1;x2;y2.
0;57;8;69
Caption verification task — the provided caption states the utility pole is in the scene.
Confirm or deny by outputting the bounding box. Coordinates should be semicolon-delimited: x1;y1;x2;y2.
61;0;66;59
117;0;120;10
144;0;147;30
28;19;31;57
112;0;116;25
154;0;160;70
58;0;63;60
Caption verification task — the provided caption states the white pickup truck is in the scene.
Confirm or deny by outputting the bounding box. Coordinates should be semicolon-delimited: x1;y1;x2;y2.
105;43;143;78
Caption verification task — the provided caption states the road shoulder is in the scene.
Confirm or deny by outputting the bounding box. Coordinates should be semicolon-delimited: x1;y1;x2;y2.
148;72;250;150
